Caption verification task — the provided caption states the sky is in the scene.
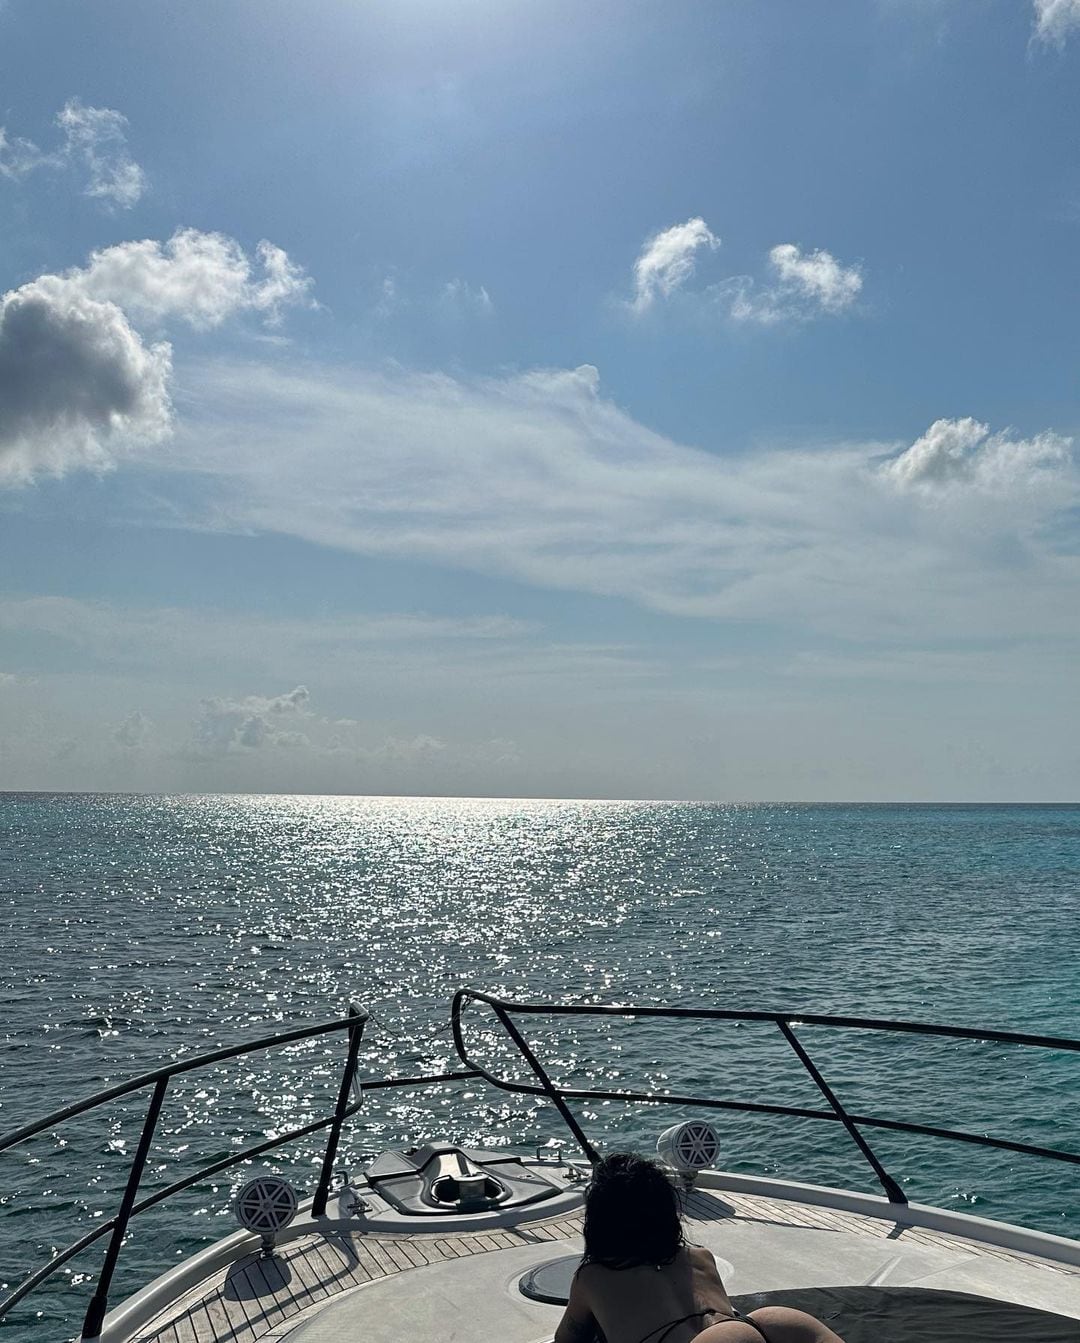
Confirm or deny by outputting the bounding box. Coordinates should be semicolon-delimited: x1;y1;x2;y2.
1;0;1079;801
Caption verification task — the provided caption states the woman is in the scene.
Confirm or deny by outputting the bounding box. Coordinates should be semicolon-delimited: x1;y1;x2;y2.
554;1153;845;1343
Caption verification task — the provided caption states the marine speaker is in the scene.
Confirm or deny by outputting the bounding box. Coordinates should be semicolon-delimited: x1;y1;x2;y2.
657;1121;720;1183
234;1175;299;1256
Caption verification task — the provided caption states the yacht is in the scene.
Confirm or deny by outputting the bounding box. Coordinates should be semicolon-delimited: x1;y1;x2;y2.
2;989;1079;1342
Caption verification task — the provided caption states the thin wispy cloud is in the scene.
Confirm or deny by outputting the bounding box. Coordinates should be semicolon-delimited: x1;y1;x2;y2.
0;97;146;207
0;126;45;178
440;277;494;316
371;271;494;321
1032;0;1080;46
630;217;721;313
170;357;1080;643
55;98;146;208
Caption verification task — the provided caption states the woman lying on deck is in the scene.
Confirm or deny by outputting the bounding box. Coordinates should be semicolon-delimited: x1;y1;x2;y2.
553;1153;845;1343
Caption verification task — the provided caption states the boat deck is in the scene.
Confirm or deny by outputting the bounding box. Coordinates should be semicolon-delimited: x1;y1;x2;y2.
125;1186;1080;1343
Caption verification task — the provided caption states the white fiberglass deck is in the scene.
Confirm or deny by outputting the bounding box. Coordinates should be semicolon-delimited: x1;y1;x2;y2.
110;1176;1080;1343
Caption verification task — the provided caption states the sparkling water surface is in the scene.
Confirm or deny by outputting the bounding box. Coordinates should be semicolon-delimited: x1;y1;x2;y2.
1;795;1079;1340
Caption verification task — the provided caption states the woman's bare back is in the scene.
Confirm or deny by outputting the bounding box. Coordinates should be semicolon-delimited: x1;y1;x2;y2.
555;1245;734;1343
553;1246;845;1343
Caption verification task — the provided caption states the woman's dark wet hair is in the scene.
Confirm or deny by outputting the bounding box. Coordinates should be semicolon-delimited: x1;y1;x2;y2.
581;1152;684;1269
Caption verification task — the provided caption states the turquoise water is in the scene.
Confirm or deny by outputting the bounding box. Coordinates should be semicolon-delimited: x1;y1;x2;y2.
1;795;1079;1340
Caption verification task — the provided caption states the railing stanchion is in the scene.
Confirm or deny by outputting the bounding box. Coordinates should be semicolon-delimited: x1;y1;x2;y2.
81;1075;169;1340
312;1004;366;1217
491;1004;600;1164
778;1020;907;1205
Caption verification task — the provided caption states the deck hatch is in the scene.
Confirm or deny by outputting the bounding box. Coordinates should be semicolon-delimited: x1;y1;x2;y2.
365;1143;563;1215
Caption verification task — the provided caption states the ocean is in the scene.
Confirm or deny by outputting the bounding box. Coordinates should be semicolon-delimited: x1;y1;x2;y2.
1;794;1079;1340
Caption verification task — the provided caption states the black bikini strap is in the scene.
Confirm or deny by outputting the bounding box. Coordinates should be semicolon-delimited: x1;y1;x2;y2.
652;1311;713;1343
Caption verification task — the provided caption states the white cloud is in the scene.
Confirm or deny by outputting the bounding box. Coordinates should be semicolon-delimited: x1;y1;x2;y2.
170;358;1080;642
727;243;863;323
0;274;171;485
56;99;146;208
626;223;861;324
880;417;1070;493
1032;0;1080;46
767;243;863;313
0;230;311;485
630;217;721;313
195;685;311;754
185;683;519;780
0;98;146;207
72;229;315;329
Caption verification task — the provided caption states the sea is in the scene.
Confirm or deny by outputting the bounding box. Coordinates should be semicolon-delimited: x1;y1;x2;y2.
1;794;1079;1340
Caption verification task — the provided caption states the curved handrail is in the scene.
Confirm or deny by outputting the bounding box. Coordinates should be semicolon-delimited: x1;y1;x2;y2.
0;1007;372;1338
7;989;1080;1338
451;988;1080;1202
0;1011;365;1157
0;991;486;1339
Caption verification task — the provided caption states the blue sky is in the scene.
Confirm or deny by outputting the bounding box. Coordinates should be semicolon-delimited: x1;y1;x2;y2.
1;0;1079;799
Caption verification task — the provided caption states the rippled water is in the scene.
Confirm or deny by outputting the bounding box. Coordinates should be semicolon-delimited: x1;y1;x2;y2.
2;795;1079;1340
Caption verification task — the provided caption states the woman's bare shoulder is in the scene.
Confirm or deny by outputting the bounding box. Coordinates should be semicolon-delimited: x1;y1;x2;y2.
687;1244;722;1273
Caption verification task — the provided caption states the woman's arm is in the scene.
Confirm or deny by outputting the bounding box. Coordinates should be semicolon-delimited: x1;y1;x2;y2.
553;1270;596;1343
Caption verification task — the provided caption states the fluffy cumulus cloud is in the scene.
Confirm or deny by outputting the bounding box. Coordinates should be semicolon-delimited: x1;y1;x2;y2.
72;229;314;329
1032;0;1080;46
0;274;171;484
727;244;863;323
880;417;1071;493
768;244;862;313
195;685;311;754
630;217;721;313
0;98;145;207
0;230;311;485
174;359;1080;640
627;221;861;323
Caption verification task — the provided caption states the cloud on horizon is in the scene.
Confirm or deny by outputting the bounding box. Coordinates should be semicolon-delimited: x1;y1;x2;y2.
113;709;153;749
195;685;311;754
186;682;519;780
